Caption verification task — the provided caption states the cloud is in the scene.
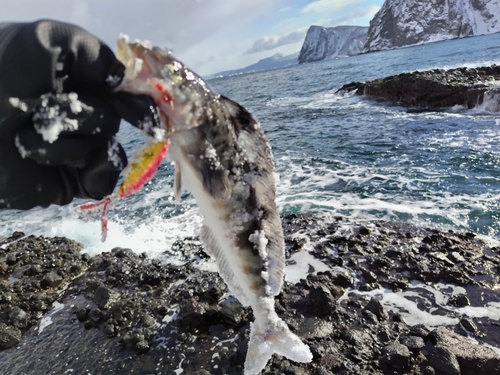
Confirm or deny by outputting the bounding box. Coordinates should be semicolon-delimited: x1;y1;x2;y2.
1;0;280;51
302;0;365;14
322;5;381;27
70;0;90;26
244;27;308;54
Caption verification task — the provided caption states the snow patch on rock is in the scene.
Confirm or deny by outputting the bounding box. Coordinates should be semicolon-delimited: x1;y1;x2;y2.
364;0;500;52
298;25;368;64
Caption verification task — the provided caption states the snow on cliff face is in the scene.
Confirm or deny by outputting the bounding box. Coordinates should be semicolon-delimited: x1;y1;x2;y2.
364;0;500;52
298;26;368;64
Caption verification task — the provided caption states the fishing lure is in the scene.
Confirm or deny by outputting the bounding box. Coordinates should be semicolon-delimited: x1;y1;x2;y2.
77;65;175;241
77;138;168;242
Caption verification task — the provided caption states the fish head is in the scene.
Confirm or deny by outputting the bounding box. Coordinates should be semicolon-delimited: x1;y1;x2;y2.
117;34;215;132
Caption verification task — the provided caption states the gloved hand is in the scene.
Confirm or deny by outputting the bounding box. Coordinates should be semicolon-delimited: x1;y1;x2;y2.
0;20;162;210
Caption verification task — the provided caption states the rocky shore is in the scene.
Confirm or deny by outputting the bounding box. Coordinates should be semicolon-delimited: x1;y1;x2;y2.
1;214;499;374
337;65;500;110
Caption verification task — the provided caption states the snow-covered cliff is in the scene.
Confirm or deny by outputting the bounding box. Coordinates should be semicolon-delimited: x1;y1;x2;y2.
365;0;500;52
298;26;368;64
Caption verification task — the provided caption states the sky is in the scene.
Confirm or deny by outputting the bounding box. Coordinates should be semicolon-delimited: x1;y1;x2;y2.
1;0;384;76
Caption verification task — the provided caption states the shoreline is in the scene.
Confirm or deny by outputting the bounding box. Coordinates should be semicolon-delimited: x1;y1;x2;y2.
1;214;499;374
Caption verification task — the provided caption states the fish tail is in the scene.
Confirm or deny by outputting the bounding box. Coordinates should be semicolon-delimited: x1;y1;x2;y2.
244;308;312;375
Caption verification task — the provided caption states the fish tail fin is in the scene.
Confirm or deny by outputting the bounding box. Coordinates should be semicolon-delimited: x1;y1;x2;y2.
244;311;312;375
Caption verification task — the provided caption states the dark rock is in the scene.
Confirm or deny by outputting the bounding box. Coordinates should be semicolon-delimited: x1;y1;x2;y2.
449;294;470;307
75;308;89;322
298;318;334;339
329;270;353;288
218;300;244;327
5;253;17;265
8;307;28;328
428;326;500;375
400;335;425;354
460;317;478;334
381;343;412;370
309;284;337;317
428;346;461;375
359;226;370;236
25;263;43;276
409;324;430;338
337;65;500;110
0;324;21;349
93;286;121;310
365;298;389;320
41;271;63;288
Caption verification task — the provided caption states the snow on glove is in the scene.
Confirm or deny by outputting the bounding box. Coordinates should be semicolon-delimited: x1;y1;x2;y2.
0;20;161;210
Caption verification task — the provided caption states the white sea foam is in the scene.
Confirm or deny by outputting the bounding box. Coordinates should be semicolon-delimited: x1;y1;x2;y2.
38;301;65;335
285;230;331;284
355;281;500;328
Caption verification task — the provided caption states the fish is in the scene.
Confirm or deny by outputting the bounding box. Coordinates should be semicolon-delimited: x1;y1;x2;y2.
114;35;313;374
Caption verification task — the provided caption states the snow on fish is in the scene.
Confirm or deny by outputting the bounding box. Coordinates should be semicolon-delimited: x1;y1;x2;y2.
89;35;312;374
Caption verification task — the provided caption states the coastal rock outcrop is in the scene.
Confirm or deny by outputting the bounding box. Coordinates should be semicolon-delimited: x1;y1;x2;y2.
0;214;499;374
298;25;368;64
337;65;500;110
364;0;500;52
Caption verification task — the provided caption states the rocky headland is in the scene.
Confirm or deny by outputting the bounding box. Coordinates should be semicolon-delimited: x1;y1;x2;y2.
337;65;500;110
1;214;499;374
298;26;367;64
364;0;500;53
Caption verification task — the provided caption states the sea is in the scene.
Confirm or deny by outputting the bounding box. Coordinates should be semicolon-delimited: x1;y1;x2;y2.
2;32;500;257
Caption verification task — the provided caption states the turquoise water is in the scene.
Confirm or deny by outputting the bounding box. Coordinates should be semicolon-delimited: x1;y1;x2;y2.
1;33;500;254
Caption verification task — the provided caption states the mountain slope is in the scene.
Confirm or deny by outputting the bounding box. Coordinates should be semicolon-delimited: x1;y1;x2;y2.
208;52;298;79
364;0;500;52
298;25;368;64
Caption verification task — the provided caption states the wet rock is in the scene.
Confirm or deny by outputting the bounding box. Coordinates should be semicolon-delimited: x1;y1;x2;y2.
8;307;27;328
41;271;63;288
428;346;461;375
410;324;431;338
218;300;244;327
448;252;465;263
429;326;500;375
337;65;500;109
365;298;389;321
298;317;334;339
25;263;43;276
381;343;412;370
449;294;470;307
329;269;353;288
93;286;121;310
460;317;478;334
5;253;17;266
0;324;21;349
400;335;425;355
309;284;337;317
0;215;499;375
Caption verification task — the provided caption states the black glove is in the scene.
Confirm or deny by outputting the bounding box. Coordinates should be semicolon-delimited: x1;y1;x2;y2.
0;20;162;210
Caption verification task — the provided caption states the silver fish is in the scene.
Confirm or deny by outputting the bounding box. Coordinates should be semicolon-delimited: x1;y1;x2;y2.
116;35;312;374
